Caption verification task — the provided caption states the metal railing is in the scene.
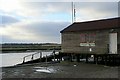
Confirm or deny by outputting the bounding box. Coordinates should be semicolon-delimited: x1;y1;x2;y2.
22;51;42;63
22;50;58;64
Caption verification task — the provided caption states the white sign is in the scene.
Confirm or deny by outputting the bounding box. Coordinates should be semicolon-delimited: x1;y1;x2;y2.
80;43;95;47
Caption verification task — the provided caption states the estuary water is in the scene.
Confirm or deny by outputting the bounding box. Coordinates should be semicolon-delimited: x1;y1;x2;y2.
0;51;54;67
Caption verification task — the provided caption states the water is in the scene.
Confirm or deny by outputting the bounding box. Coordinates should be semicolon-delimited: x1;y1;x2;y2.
34;67;56;73
0;51;55;67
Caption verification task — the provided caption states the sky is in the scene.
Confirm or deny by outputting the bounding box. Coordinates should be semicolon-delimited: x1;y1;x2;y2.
0;0;119;43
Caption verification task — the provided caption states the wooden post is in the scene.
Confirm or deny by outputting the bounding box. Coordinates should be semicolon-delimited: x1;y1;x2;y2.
86;54;88;63
57;56;59;61
112;55;114;66
101;55;104;64
31;54;34;60
93;54;96;64
96;55;98;64
46;55;47;63
79;54;81;62
105;55;107;65
39;51;42;62
108;55;111;66
23;57;25;63
59;53;62;61
53;50;55;61
70;54;73;62
77;54;80;62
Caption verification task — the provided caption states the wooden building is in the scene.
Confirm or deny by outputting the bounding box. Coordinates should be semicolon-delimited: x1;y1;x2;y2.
61;17;120;54
60;17;120;65
19;17;120;66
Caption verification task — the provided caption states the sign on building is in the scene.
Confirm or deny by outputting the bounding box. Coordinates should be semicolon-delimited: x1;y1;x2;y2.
80;43;95;47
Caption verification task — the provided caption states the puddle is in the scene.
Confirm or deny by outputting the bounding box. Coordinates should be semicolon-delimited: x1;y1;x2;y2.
104;66;109;67
34;67;56;73
36;69;51;73
34;67;45;69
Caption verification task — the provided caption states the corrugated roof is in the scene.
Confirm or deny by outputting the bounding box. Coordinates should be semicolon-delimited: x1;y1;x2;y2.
60;17;120;33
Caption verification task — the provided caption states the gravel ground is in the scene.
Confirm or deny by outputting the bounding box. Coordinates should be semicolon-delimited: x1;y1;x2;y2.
1;62;119;78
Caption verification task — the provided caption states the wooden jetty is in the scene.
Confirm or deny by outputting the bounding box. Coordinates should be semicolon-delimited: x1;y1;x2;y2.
17;51;120;66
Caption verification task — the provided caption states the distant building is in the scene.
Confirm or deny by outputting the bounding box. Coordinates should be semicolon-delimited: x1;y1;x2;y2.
60;17;120;54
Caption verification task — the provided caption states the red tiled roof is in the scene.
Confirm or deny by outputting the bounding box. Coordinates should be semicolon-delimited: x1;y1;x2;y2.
60;17;120;33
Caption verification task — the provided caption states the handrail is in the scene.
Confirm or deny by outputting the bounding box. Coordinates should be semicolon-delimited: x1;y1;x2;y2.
22;50;57;63
23;52;39;58
23;51;42;63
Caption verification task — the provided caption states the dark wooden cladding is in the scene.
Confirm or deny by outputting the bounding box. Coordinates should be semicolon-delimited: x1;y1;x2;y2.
61;17;120;54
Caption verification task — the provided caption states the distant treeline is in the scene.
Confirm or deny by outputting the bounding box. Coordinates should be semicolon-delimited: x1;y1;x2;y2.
1;43;61;52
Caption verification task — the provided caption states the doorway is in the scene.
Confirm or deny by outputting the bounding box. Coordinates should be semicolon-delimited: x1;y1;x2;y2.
109;33;117;54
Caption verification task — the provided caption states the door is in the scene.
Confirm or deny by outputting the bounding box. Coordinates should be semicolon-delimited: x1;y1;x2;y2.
109;33;117;54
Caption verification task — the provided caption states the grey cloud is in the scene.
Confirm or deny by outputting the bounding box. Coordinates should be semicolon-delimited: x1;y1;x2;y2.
22;21;70;38
1;2;118;43
23;2;71;13
24;2;118;13
2;21;70;43
76;2;118;13
23;2;118;19
2;35;18;43
0;15;20;25
25;0;119;2
1;35;34;43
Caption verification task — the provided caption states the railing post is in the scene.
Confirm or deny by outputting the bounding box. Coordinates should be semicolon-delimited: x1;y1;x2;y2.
53;50;55;61
40;51;42;62
31;54;34;60
46;55;47;63
23;57;25;63
86;54;88;63
59;52;62;61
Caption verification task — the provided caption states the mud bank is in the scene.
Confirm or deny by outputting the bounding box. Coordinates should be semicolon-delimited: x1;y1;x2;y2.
2;62;119;78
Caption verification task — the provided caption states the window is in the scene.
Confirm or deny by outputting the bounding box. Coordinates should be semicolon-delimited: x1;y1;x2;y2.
80;33;96;47
80;33;96;43
80;34;86;42
89;33;96;43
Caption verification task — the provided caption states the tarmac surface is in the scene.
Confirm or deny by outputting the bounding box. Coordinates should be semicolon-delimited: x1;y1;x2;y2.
1;61;119;78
